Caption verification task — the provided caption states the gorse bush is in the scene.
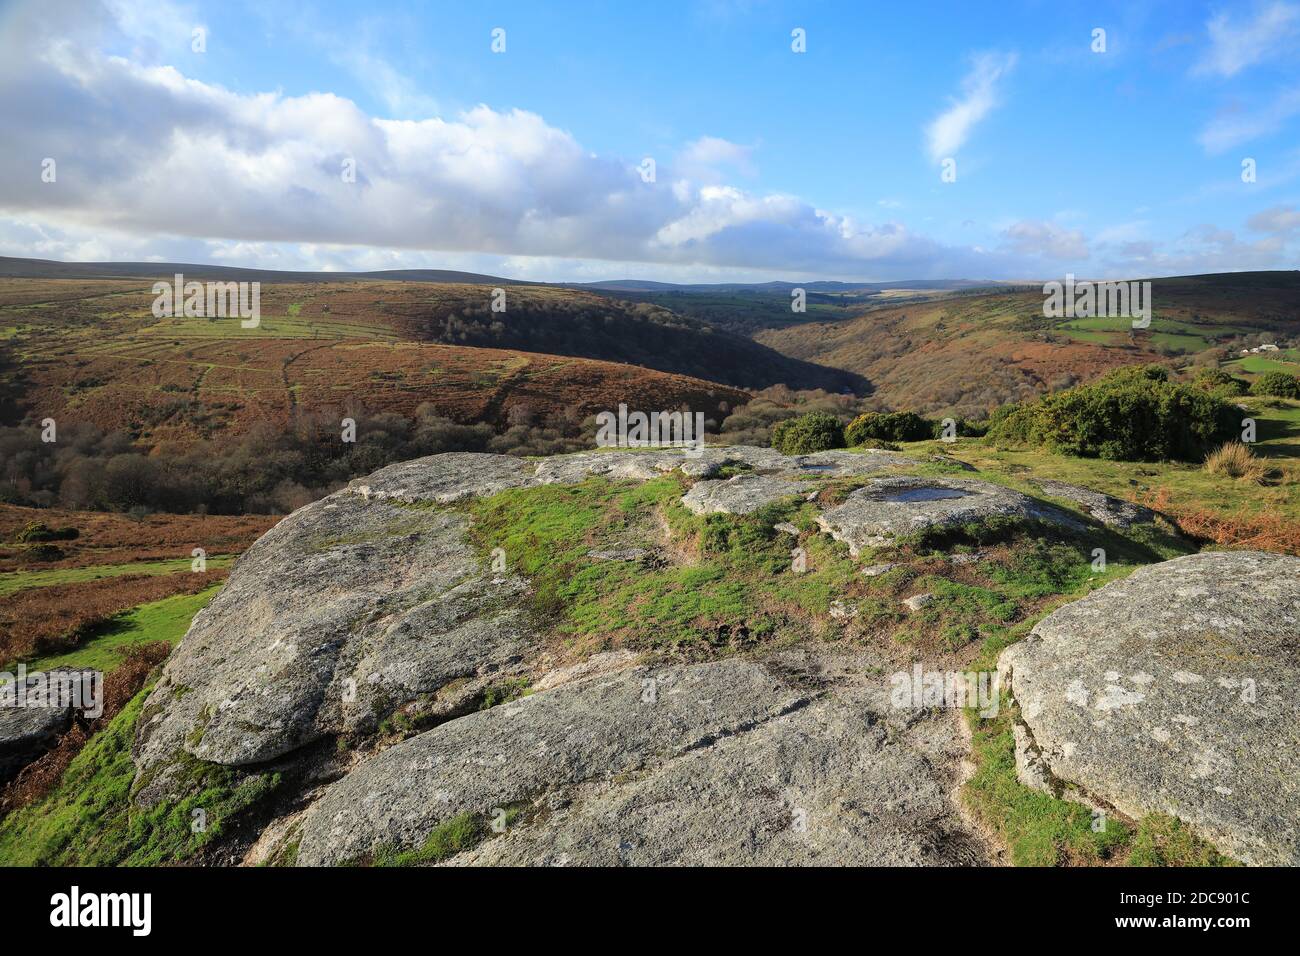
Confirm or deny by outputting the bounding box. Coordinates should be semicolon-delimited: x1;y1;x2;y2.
987;365;1239;462
1249;370;1300;399
14;522;80;543
1190;367;1247;398
845;411;933;445
769;411;846;455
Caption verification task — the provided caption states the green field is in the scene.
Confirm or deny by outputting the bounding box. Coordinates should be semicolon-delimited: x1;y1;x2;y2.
23;586;220;673
1048;313;1263;354
1225;352;1300;376
0;555;233;597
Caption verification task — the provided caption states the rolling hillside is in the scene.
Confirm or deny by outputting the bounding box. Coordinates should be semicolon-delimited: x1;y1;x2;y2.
0;279;750;444
755;272;1300;418
0;273;862;402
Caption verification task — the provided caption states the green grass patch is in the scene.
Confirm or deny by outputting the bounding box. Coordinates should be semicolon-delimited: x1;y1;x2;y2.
0;683;281;866
466;477;861;652
372;812;487;866
1129;815;1239;867
22;586;219;673
370;804;528;866
478;677;531;710
1227;354;1300;376
964;707;1133;866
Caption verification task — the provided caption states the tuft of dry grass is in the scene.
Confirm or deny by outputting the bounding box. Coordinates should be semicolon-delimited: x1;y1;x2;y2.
1203;442;1267;483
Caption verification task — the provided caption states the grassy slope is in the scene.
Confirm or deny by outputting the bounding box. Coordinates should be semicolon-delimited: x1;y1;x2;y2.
0;574;275;867
24;586;219;672
2;276;808;446
0;682;279;866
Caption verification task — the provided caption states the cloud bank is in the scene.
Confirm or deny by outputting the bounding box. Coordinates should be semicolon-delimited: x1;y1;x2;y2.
0;1;1294;282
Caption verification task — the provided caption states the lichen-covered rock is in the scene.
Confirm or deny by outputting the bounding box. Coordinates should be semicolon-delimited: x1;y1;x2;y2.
998;550;1300;866
1032;479;1156;528
783;449;911;476
132;487;535;799
681;474;811;515
294;654;987;866
816;476;1082;555
533;445;906;486
351;452;536;503
902;593;935;612
1011;723;1054;795
676;447;915;517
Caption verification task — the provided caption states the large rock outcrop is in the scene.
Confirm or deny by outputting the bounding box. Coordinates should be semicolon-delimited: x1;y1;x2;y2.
129;446;1006;864
998;550;1300;866
126;445;1295;867
132;487;537;800
135;446;930;796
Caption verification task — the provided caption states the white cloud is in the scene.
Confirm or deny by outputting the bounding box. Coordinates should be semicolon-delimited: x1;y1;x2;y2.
676;136;757;181
1198;87;1300;152
1195;2;1300;77
0;0;1028;281
1095;222;1292;276
1001;220;1089;260
924;52;1017;163
1247;203;1300;234
2;1;1290;283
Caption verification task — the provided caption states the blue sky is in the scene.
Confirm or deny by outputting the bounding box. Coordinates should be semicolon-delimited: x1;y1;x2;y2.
0;0;1297;281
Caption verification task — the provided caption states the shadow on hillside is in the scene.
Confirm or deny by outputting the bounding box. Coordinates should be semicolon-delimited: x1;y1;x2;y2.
1254;413;1300;460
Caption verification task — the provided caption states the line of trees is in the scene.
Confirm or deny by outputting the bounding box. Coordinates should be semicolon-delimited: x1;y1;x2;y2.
0;405;595;515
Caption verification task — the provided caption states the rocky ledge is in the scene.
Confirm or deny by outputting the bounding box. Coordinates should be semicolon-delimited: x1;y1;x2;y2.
296;652;986;866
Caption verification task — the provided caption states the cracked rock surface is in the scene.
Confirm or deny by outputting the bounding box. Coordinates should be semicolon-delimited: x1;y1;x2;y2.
295;653;987;866
998;550;1300;866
